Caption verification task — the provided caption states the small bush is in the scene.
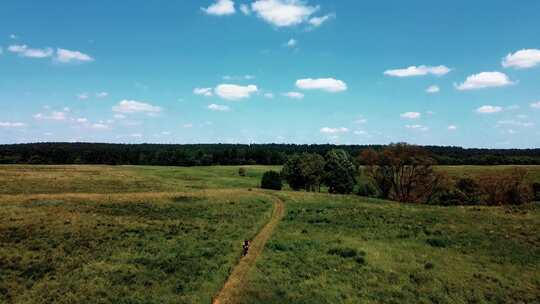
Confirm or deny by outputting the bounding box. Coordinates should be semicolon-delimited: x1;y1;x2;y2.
456;177;481;204
238;167;247;177
260;171;282;190
327;247;360;258
533;182;540;201
477;168;533;205
426;238;449;248
357;183;377;197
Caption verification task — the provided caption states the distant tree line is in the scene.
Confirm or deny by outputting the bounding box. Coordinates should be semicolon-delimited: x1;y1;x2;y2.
1;142;540;166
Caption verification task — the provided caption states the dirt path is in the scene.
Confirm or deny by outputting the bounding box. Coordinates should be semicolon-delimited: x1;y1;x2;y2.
212;195;285;304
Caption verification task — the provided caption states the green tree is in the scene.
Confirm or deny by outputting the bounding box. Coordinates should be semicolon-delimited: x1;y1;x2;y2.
281;153;325;191
261;171;282;190
323;149;356;194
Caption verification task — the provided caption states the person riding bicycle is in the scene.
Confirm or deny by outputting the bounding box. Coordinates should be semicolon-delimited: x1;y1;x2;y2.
242;240;250;256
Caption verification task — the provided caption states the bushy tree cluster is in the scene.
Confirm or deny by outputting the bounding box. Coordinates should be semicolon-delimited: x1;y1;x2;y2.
260;171;282;190
280;149;356;194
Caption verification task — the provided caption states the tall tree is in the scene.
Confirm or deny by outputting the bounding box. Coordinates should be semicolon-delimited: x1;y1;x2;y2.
323;149;356;194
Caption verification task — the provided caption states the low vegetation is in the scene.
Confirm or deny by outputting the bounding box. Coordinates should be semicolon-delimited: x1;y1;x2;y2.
0;164;539;303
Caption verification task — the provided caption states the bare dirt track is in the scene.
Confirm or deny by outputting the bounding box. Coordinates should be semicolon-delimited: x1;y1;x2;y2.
212;195;285;304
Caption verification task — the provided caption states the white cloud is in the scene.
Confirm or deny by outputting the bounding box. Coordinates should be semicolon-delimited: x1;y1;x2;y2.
384;65;451;77
285;38;297;48
295;78;347;92
448;125;457;131
202;0;235;16
0;122;26;128
426;85;440;94
9;34;17;39
183;123;193;128
283;91;304;99
193;87;213;97
215;84;258;100
240;3;251;15
502;49;540;69
308;14;332;27
96;92;109;98
76;118;88;123
531;101;540;109
77;93;89;100
114;114;126;119
405;124;429;131
476;105;503;114
34;111;68;121
354;130;367;135
90;123;110;130
264;92;274;99
320;127;349;134
354;118;368;124
130;133;143;138
8;44;53;58
497;120;534;128
112;100;162;114
400;112;421;119
455;72;514;90
208;103;231;111
251;0;319;27
55;48;94;63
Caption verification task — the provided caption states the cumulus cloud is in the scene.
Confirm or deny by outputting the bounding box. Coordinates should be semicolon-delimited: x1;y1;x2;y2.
448;125;457;131
502;49;540;69
208;103;231;111
90;123;110;130
283;91;304;99
295;78;347;92
193;87;213;97
426;85;440;94
240;3;251;15
77;93;89;100
320;127;349;134
400;112;421;119
285;38;297;48
497;120;534;128
112;100;162;114
215;84;258;100
405;124;429;131
202;0;235;15
8;44;53;58
33;111;68;121
251;0;319;27
55;48;94;63
476;105;503;114
384;65;451;77
0;122;26;128
308;14;333;27
455;72;514;90
531;101;540;109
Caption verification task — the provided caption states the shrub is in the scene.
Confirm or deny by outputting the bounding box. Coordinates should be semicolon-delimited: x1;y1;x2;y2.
357;183;377;197
260;171;282;190
477;168;533;205
238;167;247;177
533;182;540;201
455;177;481;204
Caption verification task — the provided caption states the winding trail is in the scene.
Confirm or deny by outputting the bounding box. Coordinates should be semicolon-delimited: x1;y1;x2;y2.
212;195;285;304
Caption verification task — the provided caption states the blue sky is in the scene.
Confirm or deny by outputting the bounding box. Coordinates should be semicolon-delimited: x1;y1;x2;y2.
1;0;540;147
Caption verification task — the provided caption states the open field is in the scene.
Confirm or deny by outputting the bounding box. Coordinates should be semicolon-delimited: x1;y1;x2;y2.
1;165;539;303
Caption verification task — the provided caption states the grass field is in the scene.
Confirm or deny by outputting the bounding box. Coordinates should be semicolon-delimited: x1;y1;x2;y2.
1;165;539;303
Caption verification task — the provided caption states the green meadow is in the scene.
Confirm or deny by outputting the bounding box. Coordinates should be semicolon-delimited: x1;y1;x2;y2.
0;165;539;304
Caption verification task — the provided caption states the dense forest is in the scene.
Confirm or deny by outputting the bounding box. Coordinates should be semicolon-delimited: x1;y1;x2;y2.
1;142;540;166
